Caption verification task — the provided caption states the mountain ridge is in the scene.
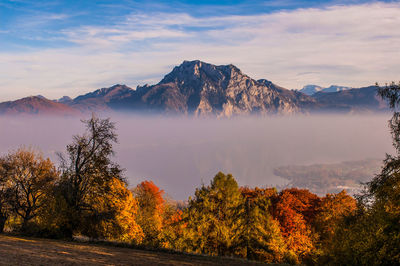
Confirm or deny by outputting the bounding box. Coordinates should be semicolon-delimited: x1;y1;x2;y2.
0;60;387;116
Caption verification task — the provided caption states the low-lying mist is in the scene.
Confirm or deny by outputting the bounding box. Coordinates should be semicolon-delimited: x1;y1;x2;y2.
0;114;394;199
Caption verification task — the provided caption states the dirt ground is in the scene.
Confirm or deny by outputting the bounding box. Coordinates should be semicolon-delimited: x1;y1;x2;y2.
0;234;266;265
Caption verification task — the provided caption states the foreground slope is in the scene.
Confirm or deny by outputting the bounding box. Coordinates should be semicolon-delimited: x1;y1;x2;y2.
0;235;266;266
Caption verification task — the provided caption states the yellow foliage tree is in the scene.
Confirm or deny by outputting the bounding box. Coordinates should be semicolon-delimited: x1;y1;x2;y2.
81;177;144;243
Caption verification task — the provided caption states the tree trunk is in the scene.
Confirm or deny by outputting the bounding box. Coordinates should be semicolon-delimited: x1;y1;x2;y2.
0;213;7;233
21;217;29;233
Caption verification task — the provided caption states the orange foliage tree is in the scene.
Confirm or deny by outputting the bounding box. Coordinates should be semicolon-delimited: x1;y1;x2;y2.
132;180;166;246
273;188;320;260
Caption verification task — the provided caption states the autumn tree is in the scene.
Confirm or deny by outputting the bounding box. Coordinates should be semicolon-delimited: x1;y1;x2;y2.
132;180;166;246
234;187;290;263
273;188;320;261
159;207;185;250
57;115;127;239
80;177;144;243
313;190;356;244
0;148;58;232
182;172;243;256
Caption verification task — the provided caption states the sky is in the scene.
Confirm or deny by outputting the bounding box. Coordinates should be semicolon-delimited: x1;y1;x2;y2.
0;0;399;101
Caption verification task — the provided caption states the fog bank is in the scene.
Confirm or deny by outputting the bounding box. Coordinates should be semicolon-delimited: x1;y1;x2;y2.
0;114;393;199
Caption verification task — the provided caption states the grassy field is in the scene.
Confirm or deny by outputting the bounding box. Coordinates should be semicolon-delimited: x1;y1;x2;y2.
0;234;268;265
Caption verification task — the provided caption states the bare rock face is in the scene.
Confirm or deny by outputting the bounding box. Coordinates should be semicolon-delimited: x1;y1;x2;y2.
123;60;316;117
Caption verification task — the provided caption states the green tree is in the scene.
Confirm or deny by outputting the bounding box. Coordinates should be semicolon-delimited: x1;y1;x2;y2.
234;187;289;263
182;172;243;256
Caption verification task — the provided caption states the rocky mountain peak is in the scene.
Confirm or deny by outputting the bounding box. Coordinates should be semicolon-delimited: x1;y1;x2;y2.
132;60;314;116
159;60;244;87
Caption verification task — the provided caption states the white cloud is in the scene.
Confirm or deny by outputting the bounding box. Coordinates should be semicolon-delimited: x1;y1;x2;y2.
1;2;400;100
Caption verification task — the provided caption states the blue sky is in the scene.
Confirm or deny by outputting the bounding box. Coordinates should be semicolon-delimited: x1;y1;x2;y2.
0;0;399;100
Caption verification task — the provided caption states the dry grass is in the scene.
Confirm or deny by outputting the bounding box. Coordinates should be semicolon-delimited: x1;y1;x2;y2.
0;234;268;265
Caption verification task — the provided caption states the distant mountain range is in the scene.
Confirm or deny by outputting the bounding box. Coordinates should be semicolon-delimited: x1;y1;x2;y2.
0;60;389;117
300;85;352;95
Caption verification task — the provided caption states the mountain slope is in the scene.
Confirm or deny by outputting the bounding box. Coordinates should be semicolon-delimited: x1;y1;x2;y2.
0;96;80;116
70;84;134;112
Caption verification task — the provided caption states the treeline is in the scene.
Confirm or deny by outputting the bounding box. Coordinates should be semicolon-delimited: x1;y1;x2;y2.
1;83;400;265
0;132;356;265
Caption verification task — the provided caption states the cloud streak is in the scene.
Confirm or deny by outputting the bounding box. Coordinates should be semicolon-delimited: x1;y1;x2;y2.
0;2;399;100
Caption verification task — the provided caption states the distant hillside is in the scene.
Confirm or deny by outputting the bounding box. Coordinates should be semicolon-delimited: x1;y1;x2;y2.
312;86;387;112
0;96;80;116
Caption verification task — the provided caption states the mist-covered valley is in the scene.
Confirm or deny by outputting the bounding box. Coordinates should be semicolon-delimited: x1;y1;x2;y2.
0;113;393;199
